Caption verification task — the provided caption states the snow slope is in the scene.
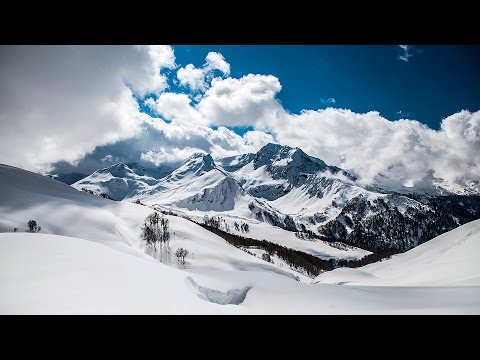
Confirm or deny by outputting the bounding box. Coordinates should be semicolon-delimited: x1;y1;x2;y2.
2;232;479;314
314;218;480;286
0;233;223;314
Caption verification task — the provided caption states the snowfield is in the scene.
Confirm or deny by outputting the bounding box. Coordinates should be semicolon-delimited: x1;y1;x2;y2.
1;163;480;314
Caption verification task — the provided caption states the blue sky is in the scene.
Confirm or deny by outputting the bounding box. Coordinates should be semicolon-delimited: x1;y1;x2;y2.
172;45;479;131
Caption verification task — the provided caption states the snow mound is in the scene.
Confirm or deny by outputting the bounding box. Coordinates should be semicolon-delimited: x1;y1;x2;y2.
314;268;378;285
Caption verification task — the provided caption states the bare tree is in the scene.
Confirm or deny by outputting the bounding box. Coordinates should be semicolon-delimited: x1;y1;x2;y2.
141;212;172;264
175;248;189;268
141;212;171;246
27;220;40;232
262;253;272;263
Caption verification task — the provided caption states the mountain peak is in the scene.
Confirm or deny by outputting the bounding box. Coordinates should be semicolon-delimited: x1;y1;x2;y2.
186;152;215;169
188;152;208;160
201;153;215;166
96;162;133;178
254;143;326;171
110;162;128;169
260;142;285;151
166;153;216;181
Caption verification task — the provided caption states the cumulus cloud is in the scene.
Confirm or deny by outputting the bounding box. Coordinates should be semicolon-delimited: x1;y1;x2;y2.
197;74;284;127
150;73;285;128
150;92;208;126
126;45;176;97
141;146;204;165
0;45;175;172
270;108;480;190
176;51;230;92
141;117;274;162
177;64;206;91
205;52;230;76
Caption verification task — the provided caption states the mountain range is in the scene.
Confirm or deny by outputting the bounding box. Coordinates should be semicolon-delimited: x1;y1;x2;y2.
70;143;480;252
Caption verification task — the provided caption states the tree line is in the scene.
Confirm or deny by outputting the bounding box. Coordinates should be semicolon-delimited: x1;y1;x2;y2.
197;221;399;277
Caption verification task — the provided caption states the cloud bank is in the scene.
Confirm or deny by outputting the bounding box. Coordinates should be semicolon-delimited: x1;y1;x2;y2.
0;45;478;192
0;45;174;172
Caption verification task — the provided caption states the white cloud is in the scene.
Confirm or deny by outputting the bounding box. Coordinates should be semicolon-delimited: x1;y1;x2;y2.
146;92;209;126
123;45;176;97
0;45;173;172
242;130;275;148
147;45;176;70
269;108;480;190
398;45;413;62
197;74;284;127
205;52;230;76
142;115;273;161
177;64;206;91
141;146;204;165
321;97;336;105
176;51;230;92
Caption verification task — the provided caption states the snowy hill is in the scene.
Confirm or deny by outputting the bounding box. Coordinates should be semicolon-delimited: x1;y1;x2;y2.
1;163;480;314
314;218;480;286
1;231;479;314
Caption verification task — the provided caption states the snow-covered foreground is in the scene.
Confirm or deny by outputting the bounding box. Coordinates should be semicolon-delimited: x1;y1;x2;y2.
1;164;480;314
2;233;479;314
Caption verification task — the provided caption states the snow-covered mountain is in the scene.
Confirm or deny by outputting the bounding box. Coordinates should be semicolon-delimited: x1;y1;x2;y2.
214;153;255;172
73;162;172;200
72;143;480;253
